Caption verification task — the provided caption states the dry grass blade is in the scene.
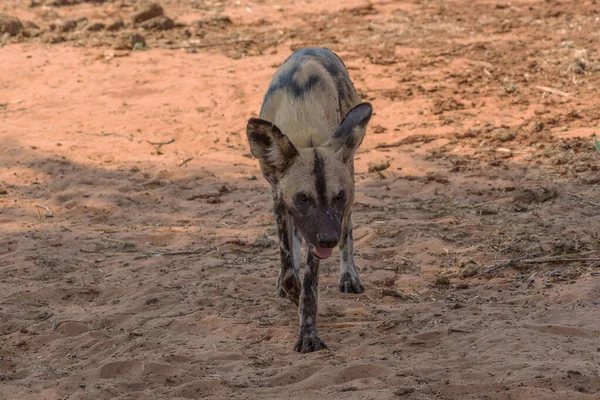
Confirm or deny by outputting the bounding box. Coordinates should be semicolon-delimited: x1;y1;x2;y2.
484;251;544;273
535;85;570;97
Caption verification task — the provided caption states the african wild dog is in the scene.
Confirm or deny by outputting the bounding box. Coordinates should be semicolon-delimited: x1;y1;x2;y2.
246;48;372;353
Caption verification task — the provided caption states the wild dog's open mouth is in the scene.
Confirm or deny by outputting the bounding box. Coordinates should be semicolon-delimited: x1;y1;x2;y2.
312;245;334;259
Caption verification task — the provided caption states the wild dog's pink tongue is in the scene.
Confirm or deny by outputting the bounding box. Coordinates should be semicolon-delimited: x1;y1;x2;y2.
313;245;333;259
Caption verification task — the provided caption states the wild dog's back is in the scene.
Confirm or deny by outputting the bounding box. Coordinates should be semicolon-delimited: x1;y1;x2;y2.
259;48;362;149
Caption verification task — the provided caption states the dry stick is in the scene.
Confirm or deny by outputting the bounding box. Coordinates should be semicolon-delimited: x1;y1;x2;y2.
457;199;503;209
160;239;247;256
101;237;134;245
164;39;252;50
519;257;600;264
187;39;252;49
35;204;53;217
178;157;193;167
161;249;210;256
381;288;415;300
320;322;378;329
535;85;570;97
484;251;544;274
162;308;203;318
147;138;175;146
568;193;600;207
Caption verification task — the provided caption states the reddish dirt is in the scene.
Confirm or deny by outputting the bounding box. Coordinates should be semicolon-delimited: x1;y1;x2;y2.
1;0;600;399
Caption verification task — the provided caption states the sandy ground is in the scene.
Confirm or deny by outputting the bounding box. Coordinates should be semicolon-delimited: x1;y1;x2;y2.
1;0;600;399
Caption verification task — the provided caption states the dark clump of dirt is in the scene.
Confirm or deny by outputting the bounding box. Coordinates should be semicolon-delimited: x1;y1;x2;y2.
0;13;23;36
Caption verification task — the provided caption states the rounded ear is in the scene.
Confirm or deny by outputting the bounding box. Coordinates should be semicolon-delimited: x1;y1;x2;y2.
327;103;373;162
246;118;298;171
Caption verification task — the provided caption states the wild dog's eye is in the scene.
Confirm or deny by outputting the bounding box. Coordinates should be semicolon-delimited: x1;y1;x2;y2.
296;193;308;203
335;190;346;201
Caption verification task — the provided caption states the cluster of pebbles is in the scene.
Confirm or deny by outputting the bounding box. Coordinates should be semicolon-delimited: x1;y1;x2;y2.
0;3;186;50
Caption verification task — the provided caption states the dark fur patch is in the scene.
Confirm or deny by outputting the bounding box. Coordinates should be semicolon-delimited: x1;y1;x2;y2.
261;48;356;116
246;118;298;170
333;103;373;139
248;131;272;148
262;67;323;108
312;149;328;206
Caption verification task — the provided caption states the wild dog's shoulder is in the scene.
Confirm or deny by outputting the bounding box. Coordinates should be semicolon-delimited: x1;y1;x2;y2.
260;48;361;121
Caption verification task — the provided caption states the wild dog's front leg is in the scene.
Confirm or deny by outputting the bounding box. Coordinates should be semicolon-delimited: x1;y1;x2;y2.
273;193;301;304
339;213;364;294
294;247;327;353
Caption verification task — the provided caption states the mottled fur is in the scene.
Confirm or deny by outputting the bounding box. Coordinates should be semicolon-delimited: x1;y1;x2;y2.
246;48;372;353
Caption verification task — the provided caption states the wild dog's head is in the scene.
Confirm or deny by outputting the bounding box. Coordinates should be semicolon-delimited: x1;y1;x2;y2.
246;103;372;259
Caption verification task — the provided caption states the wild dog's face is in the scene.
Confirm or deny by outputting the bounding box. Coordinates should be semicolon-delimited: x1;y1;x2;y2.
247;103;372;259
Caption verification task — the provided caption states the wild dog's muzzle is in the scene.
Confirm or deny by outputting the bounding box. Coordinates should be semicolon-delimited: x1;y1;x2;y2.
312;231;339;259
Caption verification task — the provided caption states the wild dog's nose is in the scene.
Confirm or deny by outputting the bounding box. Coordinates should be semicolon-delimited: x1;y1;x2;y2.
317;232;339;248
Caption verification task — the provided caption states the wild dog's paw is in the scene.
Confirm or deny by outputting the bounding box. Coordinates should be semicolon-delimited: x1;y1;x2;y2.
294;333;328;353
339;271;364;294
277;271;301;305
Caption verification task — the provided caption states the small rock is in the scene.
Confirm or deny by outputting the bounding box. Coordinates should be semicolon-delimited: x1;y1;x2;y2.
435;275;450;287
573;58;586;74
252;236;275;248
493;128;515;142
22;21;40;30
41;33;66;44
145;297;159;305
368;159;391;173
560;40;574;48
113;32;146;50
532;121;545;133
193;16;233;29
372;124;387;134
0;13;24;36
512;186;557;204
131;3;164;24
140;16;174;31
503;84;517;94
50;18;80;33
248;175;257;181
394;386;416;396
461;264;479;278
106;18;125;31
86;22;105;32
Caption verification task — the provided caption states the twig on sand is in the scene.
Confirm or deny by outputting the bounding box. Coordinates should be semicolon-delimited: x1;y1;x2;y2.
167;39;252;50
457;199;502;209
178;157;193;167
381;288;416;300
535;85;570;97
101;237;134;246
320;322;377;329
484;251;544;274
160;249;209;256
568;193;600;207
147;138;175;146
160;240;246;256
35;204;53;218
486;251;599;273
518;256;600;264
